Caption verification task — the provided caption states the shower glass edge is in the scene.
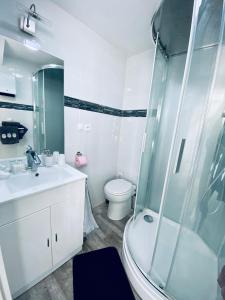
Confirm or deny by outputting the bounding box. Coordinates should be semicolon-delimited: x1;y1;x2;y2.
129;0;225;299
149;0;225;299
165;0;225;299
134;35;168;218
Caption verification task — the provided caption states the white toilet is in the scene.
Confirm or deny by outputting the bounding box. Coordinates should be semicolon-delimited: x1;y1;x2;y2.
104;179;135;220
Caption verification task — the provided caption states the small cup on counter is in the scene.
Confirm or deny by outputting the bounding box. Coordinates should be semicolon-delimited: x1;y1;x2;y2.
58;154;65;166
41;149;54;167
45;154;54;167
53;151;60;164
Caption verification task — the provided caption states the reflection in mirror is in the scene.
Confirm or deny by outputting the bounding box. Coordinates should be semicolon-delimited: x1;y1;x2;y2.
33;65;64;154
0;35;64;159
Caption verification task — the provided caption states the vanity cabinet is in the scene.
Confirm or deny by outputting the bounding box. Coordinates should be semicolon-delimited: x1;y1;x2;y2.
0;208;52;296
51;197;83;265
0;178;85;298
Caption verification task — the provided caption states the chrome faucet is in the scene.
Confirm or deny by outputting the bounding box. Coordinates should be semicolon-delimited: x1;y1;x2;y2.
25;145;41;172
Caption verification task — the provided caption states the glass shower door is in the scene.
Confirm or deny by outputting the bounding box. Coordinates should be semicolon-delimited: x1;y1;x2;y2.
149;0;225;299
165;2;225;299
134;37;168;216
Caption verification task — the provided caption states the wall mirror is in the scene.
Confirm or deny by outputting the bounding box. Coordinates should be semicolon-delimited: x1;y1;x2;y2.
0;34;64;159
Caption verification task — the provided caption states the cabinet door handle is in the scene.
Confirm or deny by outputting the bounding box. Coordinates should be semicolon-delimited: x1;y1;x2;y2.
55;233;58;242
47;238;50;247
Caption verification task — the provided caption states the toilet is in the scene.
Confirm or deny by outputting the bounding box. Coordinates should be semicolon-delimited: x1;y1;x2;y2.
104;179;135;220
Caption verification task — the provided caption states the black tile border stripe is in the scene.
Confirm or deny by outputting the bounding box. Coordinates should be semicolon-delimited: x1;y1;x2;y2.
122;109;147;117
64;96;147;117
64;96;122;116
0;101;33;111
0;97;147;117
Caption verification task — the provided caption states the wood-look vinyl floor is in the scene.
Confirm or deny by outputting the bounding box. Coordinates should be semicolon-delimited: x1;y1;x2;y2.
16;203;141;300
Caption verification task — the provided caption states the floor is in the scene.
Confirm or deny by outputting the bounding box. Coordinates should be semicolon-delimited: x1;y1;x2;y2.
16;203;141;300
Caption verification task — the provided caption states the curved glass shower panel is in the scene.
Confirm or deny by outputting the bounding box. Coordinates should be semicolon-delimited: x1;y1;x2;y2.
134;40;168;216
135;0;194;218
127;0;225;299
129;41;169;277
145;51;186;215
150;0;224;299
129;0;191;289
166;2;225;299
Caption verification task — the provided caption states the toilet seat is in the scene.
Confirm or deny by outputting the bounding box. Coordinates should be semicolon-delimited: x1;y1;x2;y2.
104;179;133;196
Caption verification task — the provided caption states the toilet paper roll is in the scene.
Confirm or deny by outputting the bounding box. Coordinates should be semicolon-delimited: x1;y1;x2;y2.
75;154;87;168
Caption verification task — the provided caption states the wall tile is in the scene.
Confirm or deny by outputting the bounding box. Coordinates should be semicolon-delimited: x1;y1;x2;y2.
0;108;33;158
64;107;120;206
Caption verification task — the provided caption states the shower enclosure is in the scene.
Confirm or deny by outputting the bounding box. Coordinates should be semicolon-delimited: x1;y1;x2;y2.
33;65;64;154
123;0;225;299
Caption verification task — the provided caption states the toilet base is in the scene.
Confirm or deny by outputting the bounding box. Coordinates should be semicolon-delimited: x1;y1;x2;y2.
107;198;131;220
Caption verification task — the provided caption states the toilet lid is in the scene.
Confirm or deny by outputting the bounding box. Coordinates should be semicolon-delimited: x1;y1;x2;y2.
105;179;132;195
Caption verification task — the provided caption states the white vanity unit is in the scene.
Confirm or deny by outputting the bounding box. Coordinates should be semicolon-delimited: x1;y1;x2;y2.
0;163;86;298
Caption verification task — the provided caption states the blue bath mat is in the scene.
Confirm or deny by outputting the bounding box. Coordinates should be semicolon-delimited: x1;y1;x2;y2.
73;247;135;300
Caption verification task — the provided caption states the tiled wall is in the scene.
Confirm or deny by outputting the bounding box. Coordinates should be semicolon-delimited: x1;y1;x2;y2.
0;96;148;206
0;0;154;207
0;0;126;207
0;108;33;158
0;57;38;158
117;50;154;183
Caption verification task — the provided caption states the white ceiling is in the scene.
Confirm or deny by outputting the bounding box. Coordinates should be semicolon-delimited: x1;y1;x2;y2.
51;0;160;55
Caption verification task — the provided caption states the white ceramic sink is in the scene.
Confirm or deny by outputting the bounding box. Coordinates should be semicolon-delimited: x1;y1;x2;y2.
0;163;87;204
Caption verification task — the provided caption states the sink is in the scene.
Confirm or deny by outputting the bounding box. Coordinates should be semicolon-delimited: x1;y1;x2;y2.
0;163;87;204
7;167;72;193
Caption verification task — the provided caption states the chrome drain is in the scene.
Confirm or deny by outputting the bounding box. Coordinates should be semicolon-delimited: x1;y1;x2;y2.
144;215;153;223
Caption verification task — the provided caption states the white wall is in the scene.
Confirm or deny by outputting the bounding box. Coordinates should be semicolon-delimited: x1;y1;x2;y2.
0;0;126;207
0;57;36;105
117;50;154;184
123;50;154;110
65;108;120;206
0;0;126;108
0;57;37;158
0;0;155;206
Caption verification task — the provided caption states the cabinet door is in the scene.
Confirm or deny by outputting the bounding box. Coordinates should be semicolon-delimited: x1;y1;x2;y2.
51;196;84;266
0;208;52;296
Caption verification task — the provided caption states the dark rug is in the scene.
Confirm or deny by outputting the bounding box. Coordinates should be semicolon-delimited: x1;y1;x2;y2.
73;247;135;300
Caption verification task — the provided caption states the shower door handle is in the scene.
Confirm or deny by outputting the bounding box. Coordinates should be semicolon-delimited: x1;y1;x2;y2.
174;139;186;173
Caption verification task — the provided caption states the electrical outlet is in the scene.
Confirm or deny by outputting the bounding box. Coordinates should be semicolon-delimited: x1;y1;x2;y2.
84;124;92;131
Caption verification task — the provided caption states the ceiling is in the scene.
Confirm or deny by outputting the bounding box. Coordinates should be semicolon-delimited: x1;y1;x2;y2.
51;0;161;55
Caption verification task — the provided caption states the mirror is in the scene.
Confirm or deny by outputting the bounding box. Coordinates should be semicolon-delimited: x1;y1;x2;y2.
0;35;64;159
